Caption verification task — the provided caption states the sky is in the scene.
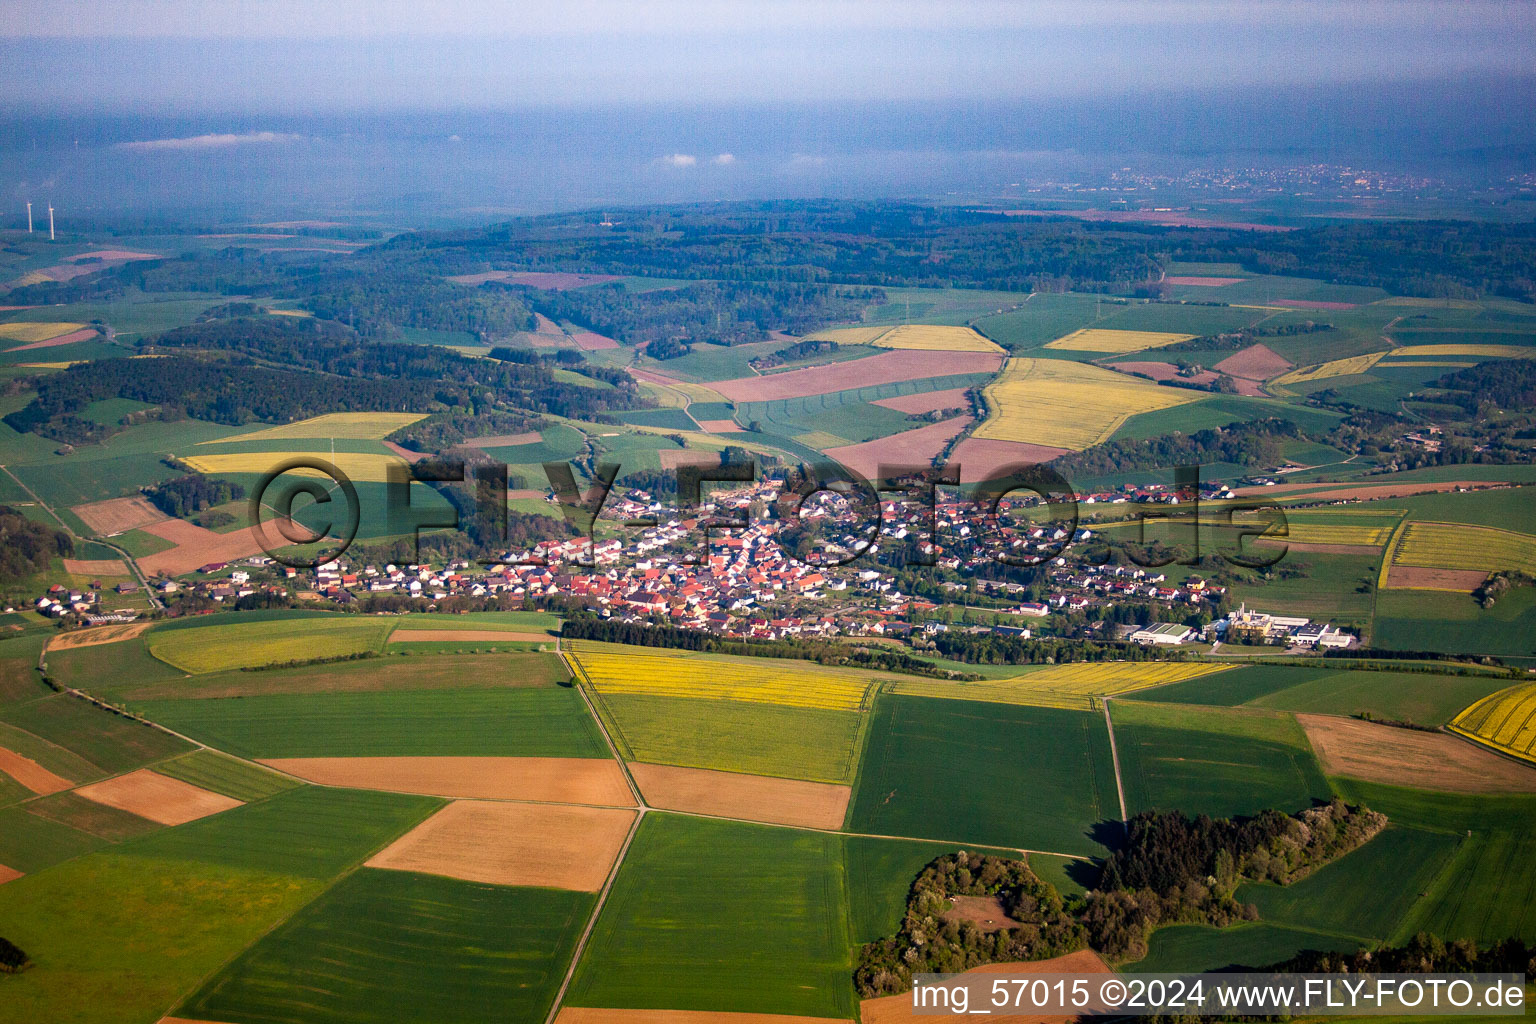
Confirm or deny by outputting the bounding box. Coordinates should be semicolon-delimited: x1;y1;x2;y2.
3;0;1534;111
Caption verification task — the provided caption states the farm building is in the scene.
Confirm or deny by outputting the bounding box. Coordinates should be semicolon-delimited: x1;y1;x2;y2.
1130;623;1196;646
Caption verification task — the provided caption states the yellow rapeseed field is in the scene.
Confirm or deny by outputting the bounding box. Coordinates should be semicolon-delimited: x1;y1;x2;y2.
565;641;873;711
801;326;898;346
973;357;1201;449
200;411;427;444
1280;523;1391;546
1382;345;1536;360
0;321;86;342
1044;329;1195;353
1270;351;1386;387
1393;522;1536;575
1450;682;1536;765
890;662;1229;711
180;451;409;483
870;324;1004;353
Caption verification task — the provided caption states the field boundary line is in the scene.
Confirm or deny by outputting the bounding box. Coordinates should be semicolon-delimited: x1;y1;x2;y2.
1102;698;1128;824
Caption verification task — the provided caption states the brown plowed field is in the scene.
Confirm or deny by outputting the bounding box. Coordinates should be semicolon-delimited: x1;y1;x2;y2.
659;449;727;470
1214;344;1292;380
0;746;74;795
825;416;972;482
557;1010;851;1024
1164;276;1246;286
465;431;543;447
943;895;1022;933
949;437;1071;483
136;519;267;577
711;350;1002;402
860;949;1113;1023
1384;565;1489;591
1298;714;1536;793
71;495;167;535
0;864;22;886
628;763;850;830
8;328;99;351
1107;361;1220;387
259;756;636;806
367;799;635;890
871;387;974;414
61;558;130;576
382;441;425;463
46;621;153;651
1235;480;1492;500
573;330;621;350
73;768;243;825
388;630;551;643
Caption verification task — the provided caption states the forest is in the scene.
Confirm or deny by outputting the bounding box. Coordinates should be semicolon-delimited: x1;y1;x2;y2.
0;506;73;584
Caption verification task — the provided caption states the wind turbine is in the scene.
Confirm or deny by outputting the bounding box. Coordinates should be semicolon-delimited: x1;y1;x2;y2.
48;204;55;241
25;202;32;233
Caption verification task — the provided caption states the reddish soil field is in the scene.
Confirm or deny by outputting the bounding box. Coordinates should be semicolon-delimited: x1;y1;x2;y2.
0;864;22;886
825;416;973;481
948;437;1071;484
382;440;425;463
136;519;267;577
74;768;243;825
1003;208;1294;231
1213;343;1292;381
0;305;39;311
7;328;99;352
628;762;851;830
1299;714;1536;793
505;271;622;289
1235;479;1493;500
572;330;621;350
1274;299;1360;311
1385;565;1489;592
942;895;1023;933
0;746;74;795
446;271;512;285
465;431;542;447
368;799;636;891
658;449;727;471
260;756;637;806
695;418;741;432
557;1012;850;1024
860;949;1113;1024
871;387;974;414
67;250;160;262
1107;361;1219;387
712;350;1002;402
1164;275;1246;286
61;558;130;577
71;495;167;535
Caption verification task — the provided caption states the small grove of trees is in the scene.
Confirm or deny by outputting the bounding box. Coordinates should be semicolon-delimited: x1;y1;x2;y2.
1272;933;1536;976
0;935;30;973
144;475;245;518
854;852;1086;998
0;506;73;584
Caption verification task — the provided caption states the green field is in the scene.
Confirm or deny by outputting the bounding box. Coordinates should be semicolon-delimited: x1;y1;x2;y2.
0;693;191;775
0;805;106;872
841;834;1033;945
127;686;609;758
24;790;163;842
0;853;323;1024
152;749;304;802
1110;702;1331;819
565;813;856;1018
146;616;397;673
122;785;442;879
176;869;591;1024
593;691;866;783
848;695;1118;856
1373;588;1536;660
1129;921;1360;973
1112;394;1345;443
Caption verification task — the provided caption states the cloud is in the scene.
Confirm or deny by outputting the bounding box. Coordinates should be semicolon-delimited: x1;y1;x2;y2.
658;153;697;168
116;131;301;152
786;153;826;169
712;152;735;165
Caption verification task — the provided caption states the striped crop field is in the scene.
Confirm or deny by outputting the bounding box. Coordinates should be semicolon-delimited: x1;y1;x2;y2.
1382;345;1536;360
198;411;427;444
973;357;1201;450
1393;522;1536;575
1450;682;1536;765
888;661;1231;711
147;617;396;674
801;325;897;345
180;450;407;482
1280;523;1393;546
564;640;874;711
1271;351;1386;387
1044;328;1195;353
869;324;1004;353
0;321;86;343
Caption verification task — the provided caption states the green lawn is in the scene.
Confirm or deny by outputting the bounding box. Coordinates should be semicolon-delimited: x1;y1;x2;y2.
848;695;1119;856
565;813;856;1019
127;686;610;758
1110;702;1331;819
175;869;591;1024
593;691;867;784
0;853;322;1024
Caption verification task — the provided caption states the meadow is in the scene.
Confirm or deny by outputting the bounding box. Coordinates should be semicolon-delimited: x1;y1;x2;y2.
1109;702;1331;819
127;687;610;759
564;813;857;1019
848;695;1118;856
176;869;592;1024
974;357;1201;450
592;690;867;784
145;616;397;674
